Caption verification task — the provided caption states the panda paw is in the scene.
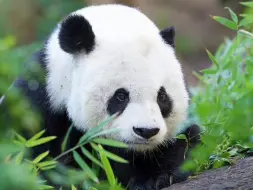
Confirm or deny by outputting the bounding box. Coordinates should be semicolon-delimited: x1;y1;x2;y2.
128;173;173;190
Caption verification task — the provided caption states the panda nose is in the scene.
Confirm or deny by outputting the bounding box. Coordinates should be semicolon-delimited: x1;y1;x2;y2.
133;127;160;139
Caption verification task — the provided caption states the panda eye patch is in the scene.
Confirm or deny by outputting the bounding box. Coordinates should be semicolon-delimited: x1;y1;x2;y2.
157;86;173;118
116;92;127;102
107;88;129;115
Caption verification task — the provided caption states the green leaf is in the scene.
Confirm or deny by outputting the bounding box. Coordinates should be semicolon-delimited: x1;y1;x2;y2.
28;130;46;141
225;7;238;24
238;29;253;38
73;151;99;183
37;185;54;190
91;143;128;164
212;16;238;30
88;128;121;140
99;145;116;186
176;134;187;140
71;185;77;190
206;49;219;68
81;147;103;168
92;138;128;148
32;151;49;164
78;114;118;144
15;151;24;164
40;165;57;171
239;18;253;27
37;160;57;168
26;136;57;147
12;139;25;146
240;2;253;8
14;132;26;143
61;124;73;152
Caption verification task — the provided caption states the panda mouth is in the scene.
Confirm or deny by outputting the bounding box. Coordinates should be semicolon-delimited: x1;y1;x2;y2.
123;139;154;145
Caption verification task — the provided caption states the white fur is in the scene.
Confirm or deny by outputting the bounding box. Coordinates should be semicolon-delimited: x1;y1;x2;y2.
45;4;189;151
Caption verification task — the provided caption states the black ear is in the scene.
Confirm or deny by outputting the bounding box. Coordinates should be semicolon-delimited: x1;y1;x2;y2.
58;15;95;54
160;26;175;48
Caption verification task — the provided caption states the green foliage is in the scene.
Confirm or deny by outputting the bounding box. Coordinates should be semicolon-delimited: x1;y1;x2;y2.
182;1;253;174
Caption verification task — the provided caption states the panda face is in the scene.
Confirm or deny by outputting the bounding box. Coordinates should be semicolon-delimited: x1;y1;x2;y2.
45;4;189;151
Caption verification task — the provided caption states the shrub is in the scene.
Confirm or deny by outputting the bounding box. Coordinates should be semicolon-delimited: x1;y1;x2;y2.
183;1;253;174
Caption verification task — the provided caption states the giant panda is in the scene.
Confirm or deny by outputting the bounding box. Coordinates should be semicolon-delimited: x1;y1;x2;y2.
15;4;201;190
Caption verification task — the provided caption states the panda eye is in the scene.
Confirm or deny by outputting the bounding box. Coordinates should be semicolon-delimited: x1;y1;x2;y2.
116;92;127;102
158;92;167;102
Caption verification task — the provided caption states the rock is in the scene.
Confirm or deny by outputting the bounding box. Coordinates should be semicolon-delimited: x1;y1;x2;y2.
163;157;253;190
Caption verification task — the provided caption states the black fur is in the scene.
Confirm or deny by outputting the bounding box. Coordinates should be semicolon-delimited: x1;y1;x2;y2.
107;88;130;115
160;26;175;48
157;86;173;118
16;51;201;190
58;15;95;54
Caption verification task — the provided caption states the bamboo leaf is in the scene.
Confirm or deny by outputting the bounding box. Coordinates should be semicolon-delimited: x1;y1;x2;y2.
88;128;120;140
37;160;57;168
240;2;253;8
32;151;49;164
14;132;26;143
61;125;73;152
212;16;237;30
206;49;219;68
15;151;24;164
92;138;128;148
239;17;253;27
73;151;99;183
176;134;187;140
78;114;117;144
29;130;46;141
71;185;77;190
81;147;103;168
90;143;128;164
26;136;57;147
238;29;253;38
225;7;238;24
40;165;57;171
99;145;116;186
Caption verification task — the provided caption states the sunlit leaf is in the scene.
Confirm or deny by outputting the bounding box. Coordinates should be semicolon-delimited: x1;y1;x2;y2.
26;136;57;147
28;130;46;141
32;151;49;164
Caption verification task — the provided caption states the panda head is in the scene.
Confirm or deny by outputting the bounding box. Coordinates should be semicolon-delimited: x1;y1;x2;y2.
45;4;189;151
